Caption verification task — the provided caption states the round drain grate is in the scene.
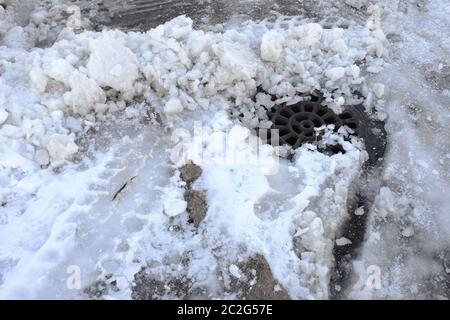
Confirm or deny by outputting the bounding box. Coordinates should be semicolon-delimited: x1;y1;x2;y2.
263;99;386;165
269;101;361;149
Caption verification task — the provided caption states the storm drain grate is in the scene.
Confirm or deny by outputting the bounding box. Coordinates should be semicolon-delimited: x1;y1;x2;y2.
261;97;386;165
268;101;362;149
258;94;387;298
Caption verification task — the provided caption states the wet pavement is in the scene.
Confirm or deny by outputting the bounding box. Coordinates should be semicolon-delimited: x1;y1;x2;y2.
73;0;368;30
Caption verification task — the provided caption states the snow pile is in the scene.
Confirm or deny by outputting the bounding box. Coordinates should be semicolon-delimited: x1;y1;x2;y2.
136;111;368;299
0;8;387;169
0;2;390;299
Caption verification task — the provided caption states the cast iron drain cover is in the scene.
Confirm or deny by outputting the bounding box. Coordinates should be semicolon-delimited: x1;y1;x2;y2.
270;101;350;148
264;100;386;165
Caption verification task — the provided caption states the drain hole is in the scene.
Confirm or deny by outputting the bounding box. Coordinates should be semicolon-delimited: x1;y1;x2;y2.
339;112;353;120
292;124;302;134
313;119;322;127
291;105;301;113
301;121;313;129
286;136;298;145
317;108;327;117
295;114;308;122
304;103;314;112
280;109;292;118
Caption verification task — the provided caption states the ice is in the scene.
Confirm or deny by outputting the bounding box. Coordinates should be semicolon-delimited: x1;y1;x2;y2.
371;83;385;98
0;3;385;298
336;237;352;246
162;175;187;217
87;33;139;94
260;30;284;62
64;71;106;116
0;108;8;125
43;58;74;86
326;67;346;81
44;133;78;162
229;264;242;279
213;42;258;82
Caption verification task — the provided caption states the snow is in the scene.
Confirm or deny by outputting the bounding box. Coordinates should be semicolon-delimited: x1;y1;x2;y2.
0;2;386;299
0;108;8;125
229;264;242;279
326;67;346;81
162;175;188;217
0;0;448;300
336;237;352;246
354;206;364;216
164;98;184;115
44;133;78;161
87;33;139;94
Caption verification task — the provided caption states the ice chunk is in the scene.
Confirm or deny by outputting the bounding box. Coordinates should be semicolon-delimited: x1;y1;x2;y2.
331;38;348;53
163;197;187;217
261;30;284;62
186;30;211;57
87;34;139;94
291;23;323;46
63;71;106;115
214;42;258;80
34;149;50;166
347;64;361;78
2;26;28;49
164;16;193;40
401;227;414;238
326;67;346;81
43;58;74;85
29;67;48;93
354;207;365;216
44;133;78;161
372;83;385;98
229;264;243;279
336;237;352;246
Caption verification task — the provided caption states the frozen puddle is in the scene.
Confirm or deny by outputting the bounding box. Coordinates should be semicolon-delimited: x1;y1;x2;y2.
3;1;447;299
